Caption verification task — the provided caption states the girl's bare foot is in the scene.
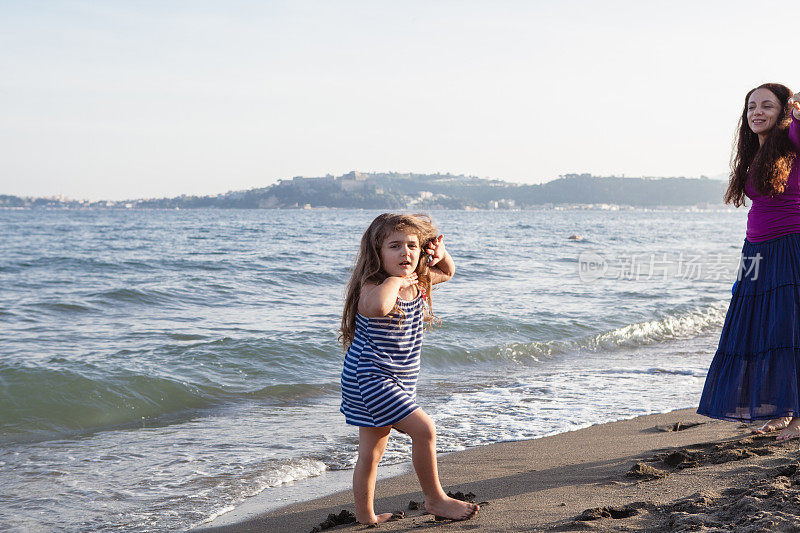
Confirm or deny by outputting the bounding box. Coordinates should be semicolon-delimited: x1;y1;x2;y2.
778;418;800;441
424;496;479;521
753;417;791;434
357;511;400;525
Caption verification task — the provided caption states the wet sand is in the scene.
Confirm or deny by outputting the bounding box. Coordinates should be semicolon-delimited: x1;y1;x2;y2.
197;408;800;532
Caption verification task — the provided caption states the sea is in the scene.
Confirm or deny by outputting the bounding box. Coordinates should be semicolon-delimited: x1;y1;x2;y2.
0;206;749;531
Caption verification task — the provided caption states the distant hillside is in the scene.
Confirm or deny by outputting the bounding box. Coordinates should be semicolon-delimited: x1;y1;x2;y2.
0;172;728;209
521;175;726;206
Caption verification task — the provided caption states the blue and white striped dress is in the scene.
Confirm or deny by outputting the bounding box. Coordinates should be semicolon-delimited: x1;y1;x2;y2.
340;294;423;427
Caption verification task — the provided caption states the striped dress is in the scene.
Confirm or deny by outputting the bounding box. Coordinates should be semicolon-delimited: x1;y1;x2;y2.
340;294;423;427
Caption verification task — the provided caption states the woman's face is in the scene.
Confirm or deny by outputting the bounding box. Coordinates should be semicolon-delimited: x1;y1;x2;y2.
747;88;782;136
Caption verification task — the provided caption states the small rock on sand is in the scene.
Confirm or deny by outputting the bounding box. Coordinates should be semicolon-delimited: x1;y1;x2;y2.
446;491;476;502
663;450;696;467
626;463;666;480
310;510;356;532
654;421;706;432
577;506;639;521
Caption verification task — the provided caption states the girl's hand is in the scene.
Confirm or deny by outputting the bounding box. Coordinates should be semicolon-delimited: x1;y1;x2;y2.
398;272;418;290
425;235;446;267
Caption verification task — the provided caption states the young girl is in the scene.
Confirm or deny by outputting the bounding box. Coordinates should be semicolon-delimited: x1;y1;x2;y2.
698;84;800;439
339;213;479;525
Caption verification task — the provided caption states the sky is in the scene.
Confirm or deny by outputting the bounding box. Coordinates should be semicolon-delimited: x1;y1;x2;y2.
1;0;798;201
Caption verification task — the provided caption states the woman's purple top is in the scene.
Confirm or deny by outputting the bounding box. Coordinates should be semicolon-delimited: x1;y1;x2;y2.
745;114;800;242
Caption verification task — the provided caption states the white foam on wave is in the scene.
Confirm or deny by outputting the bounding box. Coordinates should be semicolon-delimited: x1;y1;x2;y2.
588;305;726;349
599;367;706;377
199;462;413;530
499;304;727;362
192;505;236;528
254;458;327;495
190;458;328;531
430;333;718;453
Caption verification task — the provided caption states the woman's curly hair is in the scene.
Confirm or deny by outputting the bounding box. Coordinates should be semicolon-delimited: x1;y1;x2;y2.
725;83;796;207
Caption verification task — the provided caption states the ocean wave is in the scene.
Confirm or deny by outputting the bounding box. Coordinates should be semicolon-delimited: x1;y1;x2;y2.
256;458;327;490
88;333;345;391
135;335;343;380
444;264;517;280
581;305;725;349
0;346;343;443
87;286;227;308
12;256;135;272
22;301;98;314
119;259;159;271
255;266;349;287
250;382;341;402
189;458;327;530
502;305;725;360
159;258;229;272
0;364;229;443
425;304;726;366
166;333;208;341
598;367;705;377
88;287;177;306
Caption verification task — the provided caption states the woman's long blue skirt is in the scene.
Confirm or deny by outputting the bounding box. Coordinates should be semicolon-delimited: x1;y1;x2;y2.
698;233;800;421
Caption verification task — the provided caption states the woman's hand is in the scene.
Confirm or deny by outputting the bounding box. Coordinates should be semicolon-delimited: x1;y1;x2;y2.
425;235;446;267
791;92;800;119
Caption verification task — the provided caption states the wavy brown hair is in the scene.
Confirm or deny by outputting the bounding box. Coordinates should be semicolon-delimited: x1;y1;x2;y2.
339;213;439;350
725;83;797;207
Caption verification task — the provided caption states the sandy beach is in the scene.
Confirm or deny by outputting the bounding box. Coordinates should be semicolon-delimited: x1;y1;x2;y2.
197;408;800;532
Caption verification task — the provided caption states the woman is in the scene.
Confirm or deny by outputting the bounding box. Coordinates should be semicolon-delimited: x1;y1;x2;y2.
698;83;800;439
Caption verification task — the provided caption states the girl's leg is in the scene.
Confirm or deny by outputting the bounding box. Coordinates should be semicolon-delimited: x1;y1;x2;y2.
353;426;395;524
394;409;478;520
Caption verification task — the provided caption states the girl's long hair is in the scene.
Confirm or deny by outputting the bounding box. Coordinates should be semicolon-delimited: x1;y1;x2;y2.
339;213;439;350
725;83;796;206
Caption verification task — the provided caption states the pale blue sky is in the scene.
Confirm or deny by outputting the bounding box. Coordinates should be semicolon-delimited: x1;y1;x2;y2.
1;0;797;200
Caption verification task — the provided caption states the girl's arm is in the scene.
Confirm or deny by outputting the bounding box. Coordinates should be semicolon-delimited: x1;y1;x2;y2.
358;274;418;317
426;235;455;285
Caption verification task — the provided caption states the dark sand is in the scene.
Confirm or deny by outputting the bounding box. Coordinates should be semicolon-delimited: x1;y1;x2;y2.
198;409;800;532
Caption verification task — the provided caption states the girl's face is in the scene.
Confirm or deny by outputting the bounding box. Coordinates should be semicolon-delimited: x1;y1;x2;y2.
747;88;782;135
380;229;421;278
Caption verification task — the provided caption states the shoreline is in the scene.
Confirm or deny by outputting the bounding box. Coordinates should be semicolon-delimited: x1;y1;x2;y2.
193;462;413;530
194;407;695;530
197;408;800;532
